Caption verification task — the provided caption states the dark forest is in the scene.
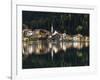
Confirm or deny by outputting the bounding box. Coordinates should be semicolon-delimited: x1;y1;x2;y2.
22;11;89;36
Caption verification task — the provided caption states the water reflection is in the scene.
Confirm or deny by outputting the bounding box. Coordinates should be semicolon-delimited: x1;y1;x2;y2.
22;40;89;69
23;40;89;55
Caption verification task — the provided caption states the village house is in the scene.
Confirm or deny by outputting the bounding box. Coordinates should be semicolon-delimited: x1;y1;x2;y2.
72;34;83;42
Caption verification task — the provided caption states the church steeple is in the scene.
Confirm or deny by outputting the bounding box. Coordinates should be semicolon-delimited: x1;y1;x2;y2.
51;24;53;33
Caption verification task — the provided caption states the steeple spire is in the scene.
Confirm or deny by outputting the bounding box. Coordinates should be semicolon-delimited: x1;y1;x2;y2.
51;24;53;33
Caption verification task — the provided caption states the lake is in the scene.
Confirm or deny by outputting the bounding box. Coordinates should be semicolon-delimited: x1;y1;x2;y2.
22;40;89;69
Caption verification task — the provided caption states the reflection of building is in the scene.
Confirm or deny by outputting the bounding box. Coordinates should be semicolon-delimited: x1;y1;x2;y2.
73;42;83;49
23;40;50;55
22;40;89;56
60;42;73;51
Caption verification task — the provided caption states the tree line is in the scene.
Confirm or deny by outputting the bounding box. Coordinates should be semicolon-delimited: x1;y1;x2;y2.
22;11;89;36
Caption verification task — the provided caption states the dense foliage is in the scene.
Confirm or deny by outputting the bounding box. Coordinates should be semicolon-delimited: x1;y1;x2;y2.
22;11;89;36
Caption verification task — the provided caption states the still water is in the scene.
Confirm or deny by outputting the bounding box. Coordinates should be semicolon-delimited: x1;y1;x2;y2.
22;40;89;69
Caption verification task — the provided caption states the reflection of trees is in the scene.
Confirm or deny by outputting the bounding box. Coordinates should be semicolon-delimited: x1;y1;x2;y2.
23;45;89;68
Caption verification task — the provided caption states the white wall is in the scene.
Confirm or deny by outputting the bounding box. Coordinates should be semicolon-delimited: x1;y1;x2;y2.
0;0;99;80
